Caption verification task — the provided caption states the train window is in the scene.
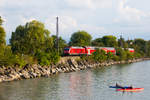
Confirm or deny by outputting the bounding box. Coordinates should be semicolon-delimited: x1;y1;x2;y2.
64;48;69;51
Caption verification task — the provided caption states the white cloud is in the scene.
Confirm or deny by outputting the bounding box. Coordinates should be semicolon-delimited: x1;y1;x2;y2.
79;24;106;39
60;16;77;31
21;17;36;24
0;0;51;9
45;15;106;41
65;0;112;9
64;0;94;9
0;16;7;23
1;0;150;42
0;0;5;6
114;0;149;23
80;24;105;33
0;13;5;21
120;1;145;21
93;0;112;8
0;0;25;6
45;15;78;37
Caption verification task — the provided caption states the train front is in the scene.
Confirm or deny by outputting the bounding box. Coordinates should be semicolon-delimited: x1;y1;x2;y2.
64;47;70;55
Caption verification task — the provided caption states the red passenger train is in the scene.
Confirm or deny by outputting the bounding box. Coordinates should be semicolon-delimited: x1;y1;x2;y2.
64;46;134;56
64;46;116;55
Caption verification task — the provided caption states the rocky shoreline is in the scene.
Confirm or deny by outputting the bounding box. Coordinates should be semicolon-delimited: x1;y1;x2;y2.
0;57;150;83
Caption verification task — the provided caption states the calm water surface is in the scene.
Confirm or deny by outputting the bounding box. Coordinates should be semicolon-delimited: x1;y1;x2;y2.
0;61;150;100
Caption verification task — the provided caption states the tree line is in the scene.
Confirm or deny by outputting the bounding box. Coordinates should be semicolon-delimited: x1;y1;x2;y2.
0;17;150;67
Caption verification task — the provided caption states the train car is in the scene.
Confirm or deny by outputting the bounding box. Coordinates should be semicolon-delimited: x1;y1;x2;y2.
127;48;135;53
100;47;116;54
64;46;86;55
64;46;96;55
83;46;116;55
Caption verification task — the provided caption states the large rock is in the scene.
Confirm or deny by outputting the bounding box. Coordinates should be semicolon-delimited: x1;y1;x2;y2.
20;70;30;79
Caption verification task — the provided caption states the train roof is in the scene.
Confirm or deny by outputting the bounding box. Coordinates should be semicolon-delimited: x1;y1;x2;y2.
64;46;84;49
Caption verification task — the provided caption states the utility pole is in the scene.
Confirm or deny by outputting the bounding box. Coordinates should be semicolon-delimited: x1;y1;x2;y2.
120;35;123;48
56;16;59;53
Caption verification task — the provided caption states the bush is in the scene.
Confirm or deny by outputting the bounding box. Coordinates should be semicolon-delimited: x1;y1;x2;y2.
35;51;60;66
112;55;119;61
91;49;107;62
126;51;134;60
0;47;33;67
80;54;90;60
134;52;142;58
107;52;114;61
116;47;127;61
49;52;60;64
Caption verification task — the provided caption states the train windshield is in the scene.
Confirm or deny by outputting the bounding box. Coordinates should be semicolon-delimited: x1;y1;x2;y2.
64;48;70;51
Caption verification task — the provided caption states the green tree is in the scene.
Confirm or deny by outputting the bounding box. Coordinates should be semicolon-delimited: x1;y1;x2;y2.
52;35;67;55
145;40;150;57
0;16;3;25
0;17;28;67
126;40;134;48
91;38;104;46
118;36;128;48
0;17;6;56
69;30;92;46
10;20;61;66
10;20;53;55
133;38;146;56
102;35;118;47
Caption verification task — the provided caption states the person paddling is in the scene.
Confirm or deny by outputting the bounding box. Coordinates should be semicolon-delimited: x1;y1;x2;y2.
116;83;133;89
128;85;133;89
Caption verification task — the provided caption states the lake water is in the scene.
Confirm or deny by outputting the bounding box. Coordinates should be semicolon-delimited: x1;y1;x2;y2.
0;60;150;100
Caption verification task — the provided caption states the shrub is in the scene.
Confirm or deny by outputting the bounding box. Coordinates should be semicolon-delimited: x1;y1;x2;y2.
134;52;142;58
35;51;60;66
107;52;114;61
116;47;127;61
49;52;60;64
126;51;134;60
91;49;107;62
0;47;32;67
112;55;119;61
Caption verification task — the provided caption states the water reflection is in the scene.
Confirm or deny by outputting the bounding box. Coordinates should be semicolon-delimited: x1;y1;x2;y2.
68;70;92;100
0;75;60;100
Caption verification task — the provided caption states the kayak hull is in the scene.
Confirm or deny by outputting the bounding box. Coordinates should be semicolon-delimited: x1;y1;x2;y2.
117;88;144;92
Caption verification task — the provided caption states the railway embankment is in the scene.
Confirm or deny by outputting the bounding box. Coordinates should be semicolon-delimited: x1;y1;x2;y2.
0;57;150;83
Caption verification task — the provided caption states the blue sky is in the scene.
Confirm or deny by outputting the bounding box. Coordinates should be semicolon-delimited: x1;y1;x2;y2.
0;0;150;43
